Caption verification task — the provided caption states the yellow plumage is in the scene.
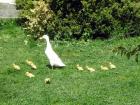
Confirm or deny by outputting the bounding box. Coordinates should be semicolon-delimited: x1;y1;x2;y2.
12;63;20;70
109;62;116;69
86;66;95;72
76;64;84;71
101;65;109;70
44;78;51;84
26;59;37;69
25;72;35;78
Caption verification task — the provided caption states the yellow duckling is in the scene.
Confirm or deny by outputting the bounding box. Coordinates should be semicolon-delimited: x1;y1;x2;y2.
26;59;32;65
101;65;109;71
76;64;84;71
12;63;20;70
25;72;35;78
44;78;51;84
30;63;37;69
24;40;28;45
109;62;116;69
26;59;37;69
86;66;95;72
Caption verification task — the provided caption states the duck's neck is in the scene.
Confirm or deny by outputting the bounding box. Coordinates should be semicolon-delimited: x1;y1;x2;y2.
46;37;52;49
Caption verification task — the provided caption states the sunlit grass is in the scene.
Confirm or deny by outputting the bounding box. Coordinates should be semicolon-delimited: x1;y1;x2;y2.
0;22;140;105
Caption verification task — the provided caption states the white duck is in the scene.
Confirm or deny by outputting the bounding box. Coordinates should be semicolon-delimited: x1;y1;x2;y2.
40;34;65;69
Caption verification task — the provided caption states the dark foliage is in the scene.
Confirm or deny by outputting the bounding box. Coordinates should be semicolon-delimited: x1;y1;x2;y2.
16;0;140;40
113;45;140;63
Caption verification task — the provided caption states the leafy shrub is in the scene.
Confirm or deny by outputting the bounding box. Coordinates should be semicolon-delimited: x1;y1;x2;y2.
16;0;35;10
21;0;53;39
16;0;140;40
113;45;140;63
49;0;140;39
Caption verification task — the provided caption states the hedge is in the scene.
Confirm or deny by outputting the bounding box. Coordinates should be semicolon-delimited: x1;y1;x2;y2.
16;0;140;40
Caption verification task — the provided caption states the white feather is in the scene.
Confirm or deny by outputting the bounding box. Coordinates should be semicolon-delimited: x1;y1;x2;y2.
41;34;65;67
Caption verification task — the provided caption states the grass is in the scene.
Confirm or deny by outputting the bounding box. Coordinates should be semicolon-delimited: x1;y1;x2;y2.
0;21;140;105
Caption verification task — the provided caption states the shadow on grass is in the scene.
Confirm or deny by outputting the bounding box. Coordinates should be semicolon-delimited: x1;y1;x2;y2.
46;64;65;70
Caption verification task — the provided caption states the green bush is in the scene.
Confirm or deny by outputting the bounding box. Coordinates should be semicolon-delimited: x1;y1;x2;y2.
113;44;140;63
21;0;53;39
16;0;140;40
50;0;140;39
16;0;35;10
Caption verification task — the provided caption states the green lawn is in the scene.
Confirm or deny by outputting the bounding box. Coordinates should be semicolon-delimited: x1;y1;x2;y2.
0;22;140;105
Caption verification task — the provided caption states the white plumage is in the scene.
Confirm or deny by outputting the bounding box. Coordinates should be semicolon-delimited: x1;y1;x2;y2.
40;34;65;68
